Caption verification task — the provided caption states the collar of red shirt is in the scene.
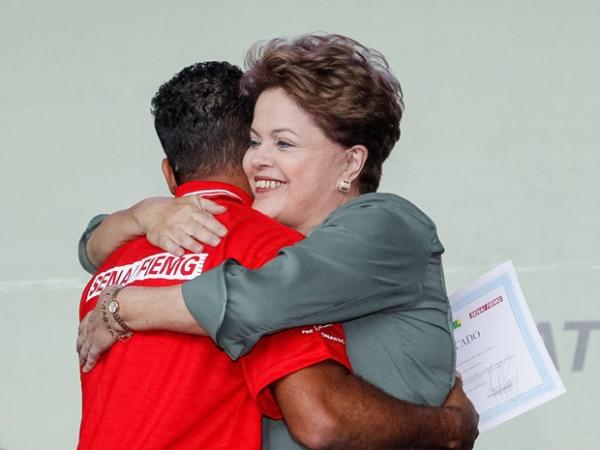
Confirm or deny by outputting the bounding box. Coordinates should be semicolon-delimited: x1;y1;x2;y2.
174;180;252;206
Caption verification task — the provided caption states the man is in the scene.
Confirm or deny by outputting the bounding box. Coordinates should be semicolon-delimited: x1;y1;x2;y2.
78;61;478;449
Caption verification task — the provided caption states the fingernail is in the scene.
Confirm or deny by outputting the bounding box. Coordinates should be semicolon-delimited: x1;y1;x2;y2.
212;237;221;246
218;227;227;237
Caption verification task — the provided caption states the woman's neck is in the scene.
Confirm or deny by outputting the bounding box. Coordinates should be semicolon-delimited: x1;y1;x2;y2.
295;191;360;235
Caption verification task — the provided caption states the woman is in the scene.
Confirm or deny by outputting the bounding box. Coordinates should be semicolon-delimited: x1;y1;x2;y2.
79;33;457;437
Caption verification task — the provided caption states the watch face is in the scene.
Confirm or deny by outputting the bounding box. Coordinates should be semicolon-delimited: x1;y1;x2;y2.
108;300;118;314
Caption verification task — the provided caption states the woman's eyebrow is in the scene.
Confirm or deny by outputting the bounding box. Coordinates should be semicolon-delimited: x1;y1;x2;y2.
272;127;299;137
250;127;262;137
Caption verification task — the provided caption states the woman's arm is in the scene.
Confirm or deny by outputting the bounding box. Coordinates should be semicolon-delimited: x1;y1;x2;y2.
78;196;228;271
181;194;443;359
77;284;205;373
79;194;444;360
78;214;109;273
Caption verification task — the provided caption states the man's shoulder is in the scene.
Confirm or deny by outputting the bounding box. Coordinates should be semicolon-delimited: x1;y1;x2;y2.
217;203;304;268
224;202;304;242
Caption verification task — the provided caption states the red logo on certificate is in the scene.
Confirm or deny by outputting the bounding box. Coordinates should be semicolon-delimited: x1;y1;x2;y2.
469;296;503;319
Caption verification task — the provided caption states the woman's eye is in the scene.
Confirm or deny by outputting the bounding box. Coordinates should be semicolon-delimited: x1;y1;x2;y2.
248;139;260;149
276;140;293;149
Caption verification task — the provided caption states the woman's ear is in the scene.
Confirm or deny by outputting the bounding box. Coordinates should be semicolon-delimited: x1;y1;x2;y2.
161;158;178;195
343;145;368;183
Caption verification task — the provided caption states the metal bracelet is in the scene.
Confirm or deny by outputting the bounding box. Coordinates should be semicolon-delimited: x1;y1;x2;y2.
111;286;133;335
101;287;133;341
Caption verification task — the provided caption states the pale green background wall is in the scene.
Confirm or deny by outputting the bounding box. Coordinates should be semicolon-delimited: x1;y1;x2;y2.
1;0;598;448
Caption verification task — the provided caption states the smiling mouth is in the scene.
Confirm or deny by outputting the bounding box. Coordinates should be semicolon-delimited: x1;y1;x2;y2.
255;179;286;190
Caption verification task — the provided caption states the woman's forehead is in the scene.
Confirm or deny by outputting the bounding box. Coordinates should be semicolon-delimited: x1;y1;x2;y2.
253;88;317;134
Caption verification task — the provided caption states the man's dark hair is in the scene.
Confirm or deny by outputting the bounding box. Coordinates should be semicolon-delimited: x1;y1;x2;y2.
151;61;253;184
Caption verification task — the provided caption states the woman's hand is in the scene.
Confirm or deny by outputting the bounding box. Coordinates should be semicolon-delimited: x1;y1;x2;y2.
77;286;120;373
77;284;208;372
133;196;229;256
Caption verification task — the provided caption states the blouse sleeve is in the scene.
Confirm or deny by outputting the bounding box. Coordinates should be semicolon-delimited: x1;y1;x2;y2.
78;214;108;274
183;194;442;360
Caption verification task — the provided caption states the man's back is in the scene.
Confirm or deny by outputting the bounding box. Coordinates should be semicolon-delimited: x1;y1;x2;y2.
78;181;349;449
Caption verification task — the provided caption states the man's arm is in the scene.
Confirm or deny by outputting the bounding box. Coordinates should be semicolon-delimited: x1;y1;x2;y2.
275;362;478;450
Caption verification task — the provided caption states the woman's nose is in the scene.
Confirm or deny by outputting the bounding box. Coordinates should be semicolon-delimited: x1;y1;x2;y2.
249;143;273;169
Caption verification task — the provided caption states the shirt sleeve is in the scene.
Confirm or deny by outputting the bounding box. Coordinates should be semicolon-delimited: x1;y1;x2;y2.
241;323;351;419
78;214;108;274
183;195;441;360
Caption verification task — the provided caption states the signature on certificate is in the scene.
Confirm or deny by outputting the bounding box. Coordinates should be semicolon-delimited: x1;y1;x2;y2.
488;353;519;403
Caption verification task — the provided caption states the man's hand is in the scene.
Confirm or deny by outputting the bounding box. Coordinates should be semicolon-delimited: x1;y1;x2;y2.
76;286;120;373
442;374;480;450
134;196;228;257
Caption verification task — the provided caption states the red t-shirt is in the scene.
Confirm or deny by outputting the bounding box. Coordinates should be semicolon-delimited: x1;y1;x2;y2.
78;181;350;450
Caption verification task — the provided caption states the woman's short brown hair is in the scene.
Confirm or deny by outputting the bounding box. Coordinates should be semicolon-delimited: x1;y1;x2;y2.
241;34;404;193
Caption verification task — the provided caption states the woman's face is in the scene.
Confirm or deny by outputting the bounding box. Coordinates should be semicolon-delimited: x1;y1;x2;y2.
243;88;351;234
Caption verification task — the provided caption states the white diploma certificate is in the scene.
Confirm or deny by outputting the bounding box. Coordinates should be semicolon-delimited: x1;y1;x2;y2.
449;261;566;432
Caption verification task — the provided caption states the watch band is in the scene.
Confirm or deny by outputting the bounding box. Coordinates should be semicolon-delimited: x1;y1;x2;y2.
102;286;133;341
108;286;133;334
